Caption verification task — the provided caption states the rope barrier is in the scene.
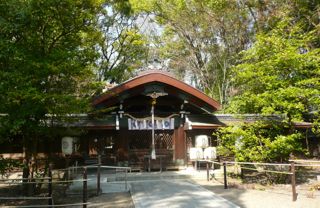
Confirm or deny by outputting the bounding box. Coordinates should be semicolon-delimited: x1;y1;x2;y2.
199;160;292;174
0;177;51;181
289;160;320;163
0;197;52;200
56;163;100;171
1;202;91;207
100;165;131;169
225;161;320;167
294;164;320;167
202;160;222;165
200;160;292;175
239;167;293;175
225;161;291;166
56;164;132;171
0;179;91;185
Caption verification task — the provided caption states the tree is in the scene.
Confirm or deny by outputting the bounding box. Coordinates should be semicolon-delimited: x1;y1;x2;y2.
129;0;320;162
0;0;104;195
130;0;284;110
229;17;320;129
96;1;149;84
215;121;306;163
217;16;320;162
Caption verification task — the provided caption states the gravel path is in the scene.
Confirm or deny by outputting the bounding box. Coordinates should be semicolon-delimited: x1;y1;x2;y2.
83;179;319;208
88;192;134;208
196;180;320;208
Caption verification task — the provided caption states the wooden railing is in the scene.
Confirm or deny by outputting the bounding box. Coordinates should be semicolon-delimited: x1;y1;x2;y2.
0;156;132;208
0;164;53;206
0;164;91;208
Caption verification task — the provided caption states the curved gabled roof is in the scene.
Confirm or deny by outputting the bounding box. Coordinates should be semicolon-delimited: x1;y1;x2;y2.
91;70;221;113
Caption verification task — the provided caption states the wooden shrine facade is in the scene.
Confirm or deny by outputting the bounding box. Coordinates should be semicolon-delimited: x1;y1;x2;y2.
77;70;221;169
67;70;312;170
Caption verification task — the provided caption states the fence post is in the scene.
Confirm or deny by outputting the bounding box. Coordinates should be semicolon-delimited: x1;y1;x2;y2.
125;168;128;190
290;154;297;201
241;165;244;180
206;162;209;182
65;155;69;181
83;167;87;208
223;159;227;189
48;164;52;205
76;161;78;177
98;155;101;195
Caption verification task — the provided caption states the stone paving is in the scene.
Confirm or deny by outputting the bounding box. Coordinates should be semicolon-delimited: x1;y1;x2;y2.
130;179;240;208
66;169;239;207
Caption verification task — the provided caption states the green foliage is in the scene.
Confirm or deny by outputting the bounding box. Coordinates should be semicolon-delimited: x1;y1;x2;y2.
130;0;284;111
214;121;307;162
130;0;319;162
0;1;106;189
0;0;104;138
212;6;320;163
0;155;22;177
96;2;149;83
309;184;320;191
130;1;320;114
229;17;320;123
109;0;134;17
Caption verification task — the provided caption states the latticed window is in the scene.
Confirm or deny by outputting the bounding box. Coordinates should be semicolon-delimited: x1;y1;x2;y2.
154;131;173;149
129;130;174;150
187;136;194;150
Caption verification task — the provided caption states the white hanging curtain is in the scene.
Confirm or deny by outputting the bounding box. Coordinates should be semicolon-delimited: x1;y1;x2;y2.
128;118;174;130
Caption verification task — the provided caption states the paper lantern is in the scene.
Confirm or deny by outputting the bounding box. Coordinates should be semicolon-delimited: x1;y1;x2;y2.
204;147;217;160
62;137;73;155
195;135;209;148
190;148;204;160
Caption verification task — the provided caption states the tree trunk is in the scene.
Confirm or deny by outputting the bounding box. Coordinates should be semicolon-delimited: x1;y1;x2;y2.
29;135;38;196
36;140;52;194
22;144;29;195
23;135;38;196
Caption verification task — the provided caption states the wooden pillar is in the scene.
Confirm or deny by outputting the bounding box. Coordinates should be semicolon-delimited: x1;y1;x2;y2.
124;127;129;153
174;125;186;166
117;127;124;151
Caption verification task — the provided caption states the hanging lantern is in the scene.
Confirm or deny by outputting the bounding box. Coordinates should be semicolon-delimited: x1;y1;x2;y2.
62;137;73;155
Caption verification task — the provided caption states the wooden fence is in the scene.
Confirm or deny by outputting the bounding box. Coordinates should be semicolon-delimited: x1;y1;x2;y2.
200;154;320;202
0;155;131;208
